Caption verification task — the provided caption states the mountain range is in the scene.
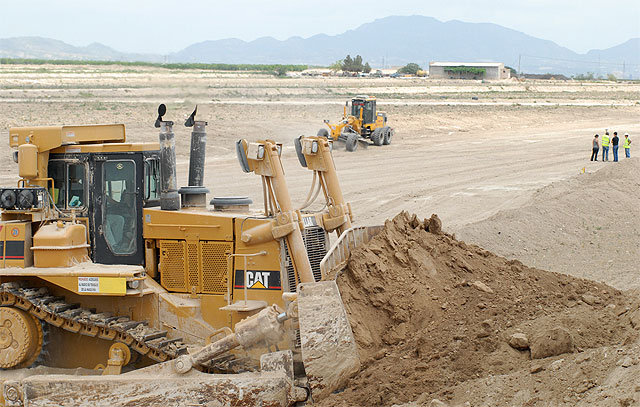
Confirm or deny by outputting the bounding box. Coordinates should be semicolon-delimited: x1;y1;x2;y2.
1;16;638;77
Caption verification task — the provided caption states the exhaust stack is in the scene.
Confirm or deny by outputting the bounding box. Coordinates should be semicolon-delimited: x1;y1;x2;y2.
179;106;209;208
156;104;180;211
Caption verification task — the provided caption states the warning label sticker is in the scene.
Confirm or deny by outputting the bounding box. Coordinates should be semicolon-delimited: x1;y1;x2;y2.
78;277;99;293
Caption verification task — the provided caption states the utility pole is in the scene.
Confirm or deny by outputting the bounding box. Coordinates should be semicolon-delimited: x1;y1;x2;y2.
623;61;626;79
518;54;521;78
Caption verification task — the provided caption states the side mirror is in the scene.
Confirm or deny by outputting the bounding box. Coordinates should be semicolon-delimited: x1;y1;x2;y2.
294;136;308;168
236;140;251;173
154;104;167;128
185;106;197;127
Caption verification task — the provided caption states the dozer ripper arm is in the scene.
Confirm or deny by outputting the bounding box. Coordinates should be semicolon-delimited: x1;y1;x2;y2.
235;139;315;284
173;282;359;401
174;304;288;374
294;135;353;236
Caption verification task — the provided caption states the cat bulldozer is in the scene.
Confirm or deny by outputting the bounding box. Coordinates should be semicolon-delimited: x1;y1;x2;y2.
318;95;394;152
0;105;363;406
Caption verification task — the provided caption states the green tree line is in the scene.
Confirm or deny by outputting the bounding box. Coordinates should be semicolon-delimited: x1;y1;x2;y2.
0;58;308;72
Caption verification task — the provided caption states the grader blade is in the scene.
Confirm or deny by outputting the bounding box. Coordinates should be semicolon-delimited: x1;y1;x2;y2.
298;281;360;401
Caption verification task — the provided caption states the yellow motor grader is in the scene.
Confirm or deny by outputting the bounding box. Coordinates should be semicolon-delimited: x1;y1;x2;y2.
318;95;394;152
0;105;371;406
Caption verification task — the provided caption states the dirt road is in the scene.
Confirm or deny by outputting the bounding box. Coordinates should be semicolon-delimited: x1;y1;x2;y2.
2;66;637;234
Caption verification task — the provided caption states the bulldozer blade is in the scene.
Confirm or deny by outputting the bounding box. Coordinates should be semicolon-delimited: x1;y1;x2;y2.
2;351;303;407
297;281;360;401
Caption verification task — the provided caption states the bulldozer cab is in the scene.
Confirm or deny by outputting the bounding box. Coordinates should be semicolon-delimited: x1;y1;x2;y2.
47;150;161;265
351;96;376;124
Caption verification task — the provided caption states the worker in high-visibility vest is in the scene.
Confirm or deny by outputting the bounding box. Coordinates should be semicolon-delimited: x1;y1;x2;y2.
601;131;610;161
624;133;632;158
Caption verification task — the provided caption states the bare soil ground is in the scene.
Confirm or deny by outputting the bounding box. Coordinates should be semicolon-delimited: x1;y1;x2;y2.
1;65;639;406
458;158;640;291
318;213;640;407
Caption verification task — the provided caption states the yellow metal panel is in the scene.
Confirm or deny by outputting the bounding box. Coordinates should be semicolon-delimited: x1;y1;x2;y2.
18;143;38;178
200;295;232;329
98;277;127;294
9;124;126;151
50;142;160;154
40;276;128;296
187;241;200;291
232;218;284;307
143;208;234;241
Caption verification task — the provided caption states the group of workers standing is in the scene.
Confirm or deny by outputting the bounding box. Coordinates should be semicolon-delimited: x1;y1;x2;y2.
591;131;631;162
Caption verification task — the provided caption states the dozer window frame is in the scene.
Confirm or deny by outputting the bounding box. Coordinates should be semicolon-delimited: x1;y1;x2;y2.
143;157;161;206
102;159;138;256
47;159;88;212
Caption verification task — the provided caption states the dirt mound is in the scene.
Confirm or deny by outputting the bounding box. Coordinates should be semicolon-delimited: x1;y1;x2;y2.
317;212;639;407
457;157;640;291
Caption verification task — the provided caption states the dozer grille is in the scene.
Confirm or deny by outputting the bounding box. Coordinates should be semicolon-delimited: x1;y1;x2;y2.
187;242;200;290
201;241;232;294
159;240;187;292
159;240;231;294
283;226;329;292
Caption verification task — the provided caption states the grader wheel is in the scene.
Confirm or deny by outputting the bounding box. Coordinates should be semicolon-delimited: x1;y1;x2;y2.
0;307;43;369
345;133;358;152
383;127;393;145
371;128;384;146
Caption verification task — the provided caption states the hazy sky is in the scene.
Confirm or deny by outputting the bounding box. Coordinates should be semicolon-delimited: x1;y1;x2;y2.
1;0;638;54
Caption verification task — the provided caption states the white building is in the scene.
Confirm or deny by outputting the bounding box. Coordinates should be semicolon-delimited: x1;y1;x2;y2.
429;62;511;80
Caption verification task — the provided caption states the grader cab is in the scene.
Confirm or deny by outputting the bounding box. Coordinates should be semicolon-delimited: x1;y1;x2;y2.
0;106;362;406
318;95;394;152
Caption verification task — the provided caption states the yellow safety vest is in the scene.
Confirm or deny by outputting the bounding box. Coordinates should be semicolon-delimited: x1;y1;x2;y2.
602;135;610;147
624;138;631;148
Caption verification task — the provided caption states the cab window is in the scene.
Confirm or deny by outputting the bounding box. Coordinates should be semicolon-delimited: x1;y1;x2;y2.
47;160;87;209
48;161;66;208
68;163;86;208
351;100;364;117
103;160;137;255
144;158;160;202
363;101;375;123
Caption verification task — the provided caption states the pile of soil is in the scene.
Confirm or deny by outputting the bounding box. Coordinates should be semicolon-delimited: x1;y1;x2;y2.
318;212;640;407
457;157;640;291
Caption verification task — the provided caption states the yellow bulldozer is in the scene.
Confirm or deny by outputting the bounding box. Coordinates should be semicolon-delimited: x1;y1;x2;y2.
0;105;378;406
318;95;394;152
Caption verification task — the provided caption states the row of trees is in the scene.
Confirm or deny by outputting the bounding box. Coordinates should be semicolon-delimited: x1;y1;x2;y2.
330;55;371;73
330;57;423;76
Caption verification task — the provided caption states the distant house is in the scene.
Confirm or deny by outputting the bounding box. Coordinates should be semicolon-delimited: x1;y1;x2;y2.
429;62;511;80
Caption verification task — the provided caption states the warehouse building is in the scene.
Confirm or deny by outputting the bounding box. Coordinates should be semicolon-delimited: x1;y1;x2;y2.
429;62;511;80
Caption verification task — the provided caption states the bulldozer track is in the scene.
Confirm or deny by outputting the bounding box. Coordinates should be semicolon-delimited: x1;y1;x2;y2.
0;282;189;365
